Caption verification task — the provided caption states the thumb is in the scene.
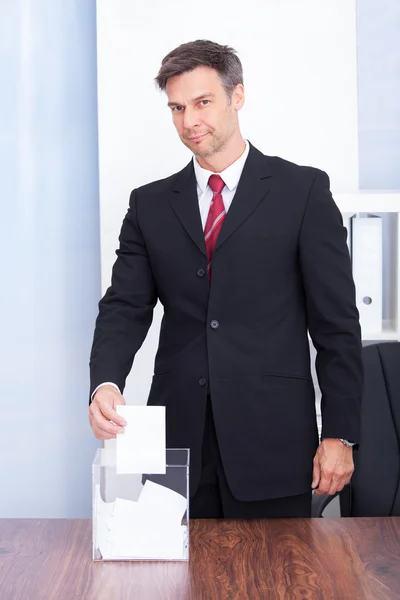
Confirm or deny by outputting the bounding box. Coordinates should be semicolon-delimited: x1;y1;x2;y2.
312;457;321;489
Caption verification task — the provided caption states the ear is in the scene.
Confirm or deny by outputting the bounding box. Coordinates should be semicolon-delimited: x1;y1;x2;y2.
232;84;245;111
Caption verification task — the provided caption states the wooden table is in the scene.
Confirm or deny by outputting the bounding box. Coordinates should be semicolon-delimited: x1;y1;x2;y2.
0;518;399;599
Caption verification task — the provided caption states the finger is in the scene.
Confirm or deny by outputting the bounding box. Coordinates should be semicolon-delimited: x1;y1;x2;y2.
315;472;332;495
91;404;124;436
327;471;346;495
327;481;340;496
91;396;126;428
99;401;127;427
94;426;117;441
311;459;321;489
334;471;353;496
89;410;116;440
94;421;125;439
334;481;346;494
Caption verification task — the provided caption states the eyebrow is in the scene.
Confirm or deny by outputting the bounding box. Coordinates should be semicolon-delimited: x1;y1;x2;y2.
167;93;215;108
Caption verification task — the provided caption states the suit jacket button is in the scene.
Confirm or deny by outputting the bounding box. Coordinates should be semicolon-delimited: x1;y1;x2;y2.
210;320;219;329
197;268;206;277
199;377;207;386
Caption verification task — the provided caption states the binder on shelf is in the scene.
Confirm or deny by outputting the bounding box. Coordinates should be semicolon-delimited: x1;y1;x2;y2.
342;213;353;256
351;215;382;335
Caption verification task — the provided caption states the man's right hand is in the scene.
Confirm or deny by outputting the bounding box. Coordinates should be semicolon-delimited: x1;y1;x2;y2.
89;385;127;440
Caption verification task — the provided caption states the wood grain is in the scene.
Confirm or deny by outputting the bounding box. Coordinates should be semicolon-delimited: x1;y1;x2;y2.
0;518;399;600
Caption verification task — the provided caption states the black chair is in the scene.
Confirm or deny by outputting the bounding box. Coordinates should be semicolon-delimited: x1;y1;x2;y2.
312;341;400;517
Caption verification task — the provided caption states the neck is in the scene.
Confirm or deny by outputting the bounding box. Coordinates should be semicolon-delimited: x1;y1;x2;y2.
196;133;246;173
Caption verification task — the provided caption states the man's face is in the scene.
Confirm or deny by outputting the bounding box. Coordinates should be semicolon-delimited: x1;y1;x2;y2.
166;66;244;159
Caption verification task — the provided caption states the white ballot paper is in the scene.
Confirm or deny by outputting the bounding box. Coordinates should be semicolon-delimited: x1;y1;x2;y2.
116;405;166;475
138;480;187;523
96;480;188;559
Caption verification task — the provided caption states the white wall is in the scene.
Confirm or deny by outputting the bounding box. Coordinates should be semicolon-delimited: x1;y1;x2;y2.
96;0;359;406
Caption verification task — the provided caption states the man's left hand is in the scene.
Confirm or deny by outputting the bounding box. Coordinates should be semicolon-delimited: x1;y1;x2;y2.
312;438;354;496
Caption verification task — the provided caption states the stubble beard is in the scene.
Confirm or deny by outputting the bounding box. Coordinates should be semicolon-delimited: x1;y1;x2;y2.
189;127;234;160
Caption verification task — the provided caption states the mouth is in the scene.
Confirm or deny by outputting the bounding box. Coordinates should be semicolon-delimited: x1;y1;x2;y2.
187;133;208;143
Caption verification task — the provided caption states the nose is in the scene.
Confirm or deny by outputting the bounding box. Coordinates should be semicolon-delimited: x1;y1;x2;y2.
182;106;200;130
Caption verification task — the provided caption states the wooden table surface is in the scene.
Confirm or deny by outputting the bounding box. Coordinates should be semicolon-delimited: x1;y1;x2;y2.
0;518;399;599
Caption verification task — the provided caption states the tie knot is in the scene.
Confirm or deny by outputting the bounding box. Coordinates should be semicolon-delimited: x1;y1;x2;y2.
208;174;225;195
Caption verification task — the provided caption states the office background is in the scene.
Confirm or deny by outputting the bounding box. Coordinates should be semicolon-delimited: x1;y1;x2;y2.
1;0;399;518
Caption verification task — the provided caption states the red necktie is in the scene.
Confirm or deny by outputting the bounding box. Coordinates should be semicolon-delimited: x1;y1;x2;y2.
204;174;226;280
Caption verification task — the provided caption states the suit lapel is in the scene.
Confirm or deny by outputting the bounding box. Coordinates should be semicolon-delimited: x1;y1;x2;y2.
215;143;273;252
169;161;207;257
168;143;273;257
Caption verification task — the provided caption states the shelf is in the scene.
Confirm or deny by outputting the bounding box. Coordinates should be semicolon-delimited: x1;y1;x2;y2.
308;322;399;344
334;191;400;214
362;332;399;341
361;319;400;342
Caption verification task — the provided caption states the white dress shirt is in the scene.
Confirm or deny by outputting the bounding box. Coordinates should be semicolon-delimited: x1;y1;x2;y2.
194;139;250;228
92;139;250;400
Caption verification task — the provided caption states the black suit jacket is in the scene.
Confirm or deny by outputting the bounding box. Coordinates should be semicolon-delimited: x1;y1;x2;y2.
90;143;363;501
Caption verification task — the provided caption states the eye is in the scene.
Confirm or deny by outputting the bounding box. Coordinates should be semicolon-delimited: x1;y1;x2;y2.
200;100;210;106
172;106;184;112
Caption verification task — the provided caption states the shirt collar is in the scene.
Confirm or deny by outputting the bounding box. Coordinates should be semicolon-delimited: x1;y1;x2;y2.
193;139;250;193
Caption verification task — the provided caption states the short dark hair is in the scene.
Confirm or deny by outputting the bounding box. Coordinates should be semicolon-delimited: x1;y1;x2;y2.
155;39;243;99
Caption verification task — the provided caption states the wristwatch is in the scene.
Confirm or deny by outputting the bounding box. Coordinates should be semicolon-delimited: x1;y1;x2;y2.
338;438;355;448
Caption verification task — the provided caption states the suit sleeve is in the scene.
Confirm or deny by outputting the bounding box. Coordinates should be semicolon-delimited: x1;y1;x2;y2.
298;169;363;443
89;189;157;400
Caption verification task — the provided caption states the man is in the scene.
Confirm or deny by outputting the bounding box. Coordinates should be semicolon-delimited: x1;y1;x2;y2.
89;40;363;518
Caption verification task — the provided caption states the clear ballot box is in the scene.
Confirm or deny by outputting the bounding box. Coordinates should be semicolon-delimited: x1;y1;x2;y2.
92;447;190;561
